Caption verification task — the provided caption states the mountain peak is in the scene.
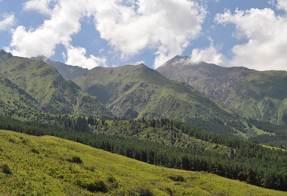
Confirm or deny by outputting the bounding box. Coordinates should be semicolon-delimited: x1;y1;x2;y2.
164;55;190;66
159;55;224;70
135;63;153;70
0;49;6;55
0;49;12;58
160;55;209;68
136;62;146;67
110;63;152;73
31;56;49;62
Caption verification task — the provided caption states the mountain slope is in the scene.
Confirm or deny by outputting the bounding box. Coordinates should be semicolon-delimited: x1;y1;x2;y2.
0;50;112;118
0;130;285;196
3;53;275;138
67;64;260;136
0;73;42;120
47;60;88;80
158;57;287;125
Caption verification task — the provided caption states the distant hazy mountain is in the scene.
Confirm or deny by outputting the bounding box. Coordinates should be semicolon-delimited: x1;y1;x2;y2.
158;56;287;125
0;50;113;119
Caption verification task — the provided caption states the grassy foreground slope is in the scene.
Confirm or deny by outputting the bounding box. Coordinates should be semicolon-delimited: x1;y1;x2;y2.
0;130;285;196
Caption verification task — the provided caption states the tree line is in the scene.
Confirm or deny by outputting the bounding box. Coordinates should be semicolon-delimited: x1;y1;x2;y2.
0;115;286;191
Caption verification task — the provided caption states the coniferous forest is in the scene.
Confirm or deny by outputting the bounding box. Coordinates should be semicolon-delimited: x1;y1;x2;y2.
1;115;286;191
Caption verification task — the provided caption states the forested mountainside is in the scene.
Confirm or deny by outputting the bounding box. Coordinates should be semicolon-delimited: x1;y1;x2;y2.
1;130;285;195
0;116;286;191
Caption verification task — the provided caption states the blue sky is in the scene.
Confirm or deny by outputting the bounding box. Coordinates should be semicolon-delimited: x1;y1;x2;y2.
0;0;286;70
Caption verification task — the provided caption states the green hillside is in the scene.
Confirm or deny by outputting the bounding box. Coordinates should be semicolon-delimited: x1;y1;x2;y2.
63;63;259;137
0;130;285;196
0;51;271;138
158;57;287;126
1;115;286;191
47;60;88;80
0;73;42;120
0;51;112;119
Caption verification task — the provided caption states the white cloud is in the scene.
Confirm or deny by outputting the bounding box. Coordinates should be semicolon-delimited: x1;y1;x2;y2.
91;0;205;68
0;14;15;31
65;45;107;69
216;6;287;70
10;0;83;58
190;45;224;65
277;0;287;12
10;0;205;68
24;0;55;16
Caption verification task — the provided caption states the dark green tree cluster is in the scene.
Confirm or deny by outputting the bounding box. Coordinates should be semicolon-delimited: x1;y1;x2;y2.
0;116;286;191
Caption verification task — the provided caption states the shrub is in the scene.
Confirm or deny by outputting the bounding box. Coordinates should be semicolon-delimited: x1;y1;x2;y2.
168;175;185;182
135;188;153;196
8;138;16;143
84;166;96;172
107;176;119;189
87;181;108;193
165;188;173;196
78;180;108;193
68;156;83;164
31;148;40;154
0;164;12;175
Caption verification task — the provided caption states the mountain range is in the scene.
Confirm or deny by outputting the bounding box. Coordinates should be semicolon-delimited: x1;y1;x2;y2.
1;50;287;192
0;50;112;120
158;56;287;126
0;50;286;141
49;53;272;138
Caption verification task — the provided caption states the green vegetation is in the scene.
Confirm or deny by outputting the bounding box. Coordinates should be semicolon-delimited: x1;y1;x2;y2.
0;74;41;120
0;51;113;119
0;116;286;191
0;164;12;175
67;156;83;164
158;58;287;126
0;130;285;195
1;51;287;193
60;62;267;137
0;50;281;138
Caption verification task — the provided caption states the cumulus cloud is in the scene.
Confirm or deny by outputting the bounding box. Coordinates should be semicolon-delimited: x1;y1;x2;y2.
216;3;287;70
91;0;205;67
0;14;15;31
23;0;55;15
65;45;107;69
277;0;287;12
10;0;83;58
9;0;205;68
190;45;224;65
